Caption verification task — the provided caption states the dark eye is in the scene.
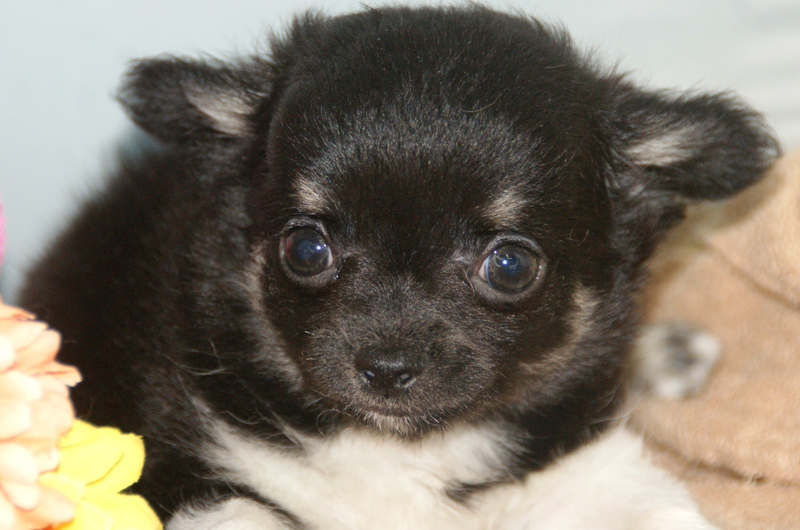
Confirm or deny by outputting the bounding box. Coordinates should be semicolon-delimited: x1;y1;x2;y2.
479;244;541;295
282;228;333;277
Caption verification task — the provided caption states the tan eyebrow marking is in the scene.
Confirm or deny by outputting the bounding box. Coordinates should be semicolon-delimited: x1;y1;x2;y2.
293;177;334;215
480;186;528;229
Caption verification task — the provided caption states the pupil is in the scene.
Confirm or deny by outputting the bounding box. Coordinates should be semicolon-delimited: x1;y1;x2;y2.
485;245;537;294
497;253;521;276
285;229;330;276
296;238;324;261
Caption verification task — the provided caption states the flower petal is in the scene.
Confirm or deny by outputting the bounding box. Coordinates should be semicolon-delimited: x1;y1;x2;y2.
85;433;145;495
0;301;34;321
59;421;98;449
37;367;82;392
0;443;38;485
0;478;40;510
0;371;42;401
0;494;15;530
57;498;114;530
14;328;61;372
26;358;83;388
39;471;85;504
58;427;125;486
84;493;162;530
16;483;77;528
0;320;50;359
0;336;13;371
28;388;75;440
35;447;61;474
0;400;32;440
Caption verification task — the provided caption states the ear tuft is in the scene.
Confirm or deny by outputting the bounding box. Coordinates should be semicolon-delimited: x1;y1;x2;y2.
183;84;254;137
117;57;268;144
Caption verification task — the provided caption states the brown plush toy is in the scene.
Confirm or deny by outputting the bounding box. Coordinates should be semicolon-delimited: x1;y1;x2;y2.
632;150;800;530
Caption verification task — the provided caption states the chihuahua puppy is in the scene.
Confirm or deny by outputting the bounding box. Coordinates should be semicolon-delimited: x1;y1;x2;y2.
21;5;777;529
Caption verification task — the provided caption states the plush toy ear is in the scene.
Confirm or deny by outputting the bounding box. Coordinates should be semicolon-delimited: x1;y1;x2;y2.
117;57;270;144
610;87;779;202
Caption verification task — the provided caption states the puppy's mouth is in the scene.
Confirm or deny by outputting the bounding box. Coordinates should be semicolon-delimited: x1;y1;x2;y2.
347;405;454;437
302;340;492;436
305;374;465;436
363;412;434;436
321;380;477;437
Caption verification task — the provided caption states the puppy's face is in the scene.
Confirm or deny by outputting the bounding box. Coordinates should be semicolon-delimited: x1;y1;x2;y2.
119;6;776;437
252;84;617;434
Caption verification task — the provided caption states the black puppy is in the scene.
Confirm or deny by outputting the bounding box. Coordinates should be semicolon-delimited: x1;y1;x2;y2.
22;5;777;529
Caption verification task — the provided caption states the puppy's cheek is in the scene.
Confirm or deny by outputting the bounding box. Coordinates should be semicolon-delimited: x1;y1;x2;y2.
302;350;356;396
434;348;500;399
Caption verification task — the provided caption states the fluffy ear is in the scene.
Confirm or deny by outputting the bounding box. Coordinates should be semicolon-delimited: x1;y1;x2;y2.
117;57;270;144
610;87;779;201
605;85;779;266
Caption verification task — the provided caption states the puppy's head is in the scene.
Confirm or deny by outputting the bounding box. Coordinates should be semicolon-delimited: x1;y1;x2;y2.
119;7;777;436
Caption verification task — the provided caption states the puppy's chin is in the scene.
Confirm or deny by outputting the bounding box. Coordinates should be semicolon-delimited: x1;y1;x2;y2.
350;408;453;438
321;392;464;437
357;411;430;437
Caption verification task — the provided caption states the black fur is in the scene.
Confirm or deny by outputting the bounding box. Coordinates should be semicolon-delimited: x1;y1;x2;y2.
21;5;777;523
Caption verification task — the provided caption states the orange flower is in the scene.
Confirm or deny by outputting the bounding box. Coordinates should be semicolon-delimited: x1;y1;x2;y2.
0;299;81;529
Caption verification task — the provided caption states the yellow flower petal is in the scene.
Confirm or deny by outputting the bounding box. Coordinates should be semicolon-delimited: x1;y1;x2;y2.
58;420;97;449
56;498;113;530
85;493;162;530
85;433;145;495
37;420;163;530
39;471;85;504
58;428;124;484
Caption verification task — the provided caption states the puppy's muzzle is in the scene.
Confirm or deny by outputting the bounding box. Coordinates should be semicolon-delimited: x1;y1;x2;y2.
354;346;426;399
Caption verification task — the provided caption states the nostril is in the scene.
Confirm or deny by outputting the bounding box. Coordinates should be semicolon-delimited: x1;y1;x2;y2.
396;372;415;387
354;346;425;395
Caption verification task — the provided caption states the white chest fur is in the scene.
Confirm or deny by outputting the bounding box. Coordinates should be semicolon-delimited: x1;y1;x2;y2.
169;422;716;530
202;421;512;529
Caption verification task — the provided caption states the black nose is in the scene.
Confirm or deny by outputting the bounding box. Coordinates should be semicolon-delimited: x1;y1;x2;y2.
354;347;424;397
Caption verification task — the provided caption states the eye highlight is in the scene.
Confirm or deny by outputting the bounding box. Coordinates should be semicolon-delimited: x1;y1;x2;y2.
472;238;545;301
281;227;334;278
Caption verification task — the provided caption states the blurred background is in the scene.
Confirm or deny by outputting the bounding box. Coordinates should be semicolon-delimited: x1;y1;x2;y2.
1;0;799;301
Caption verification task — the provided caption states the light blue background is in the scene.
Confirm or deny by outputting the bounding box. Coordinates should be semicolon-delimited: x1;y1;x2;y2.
2;0;799;300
